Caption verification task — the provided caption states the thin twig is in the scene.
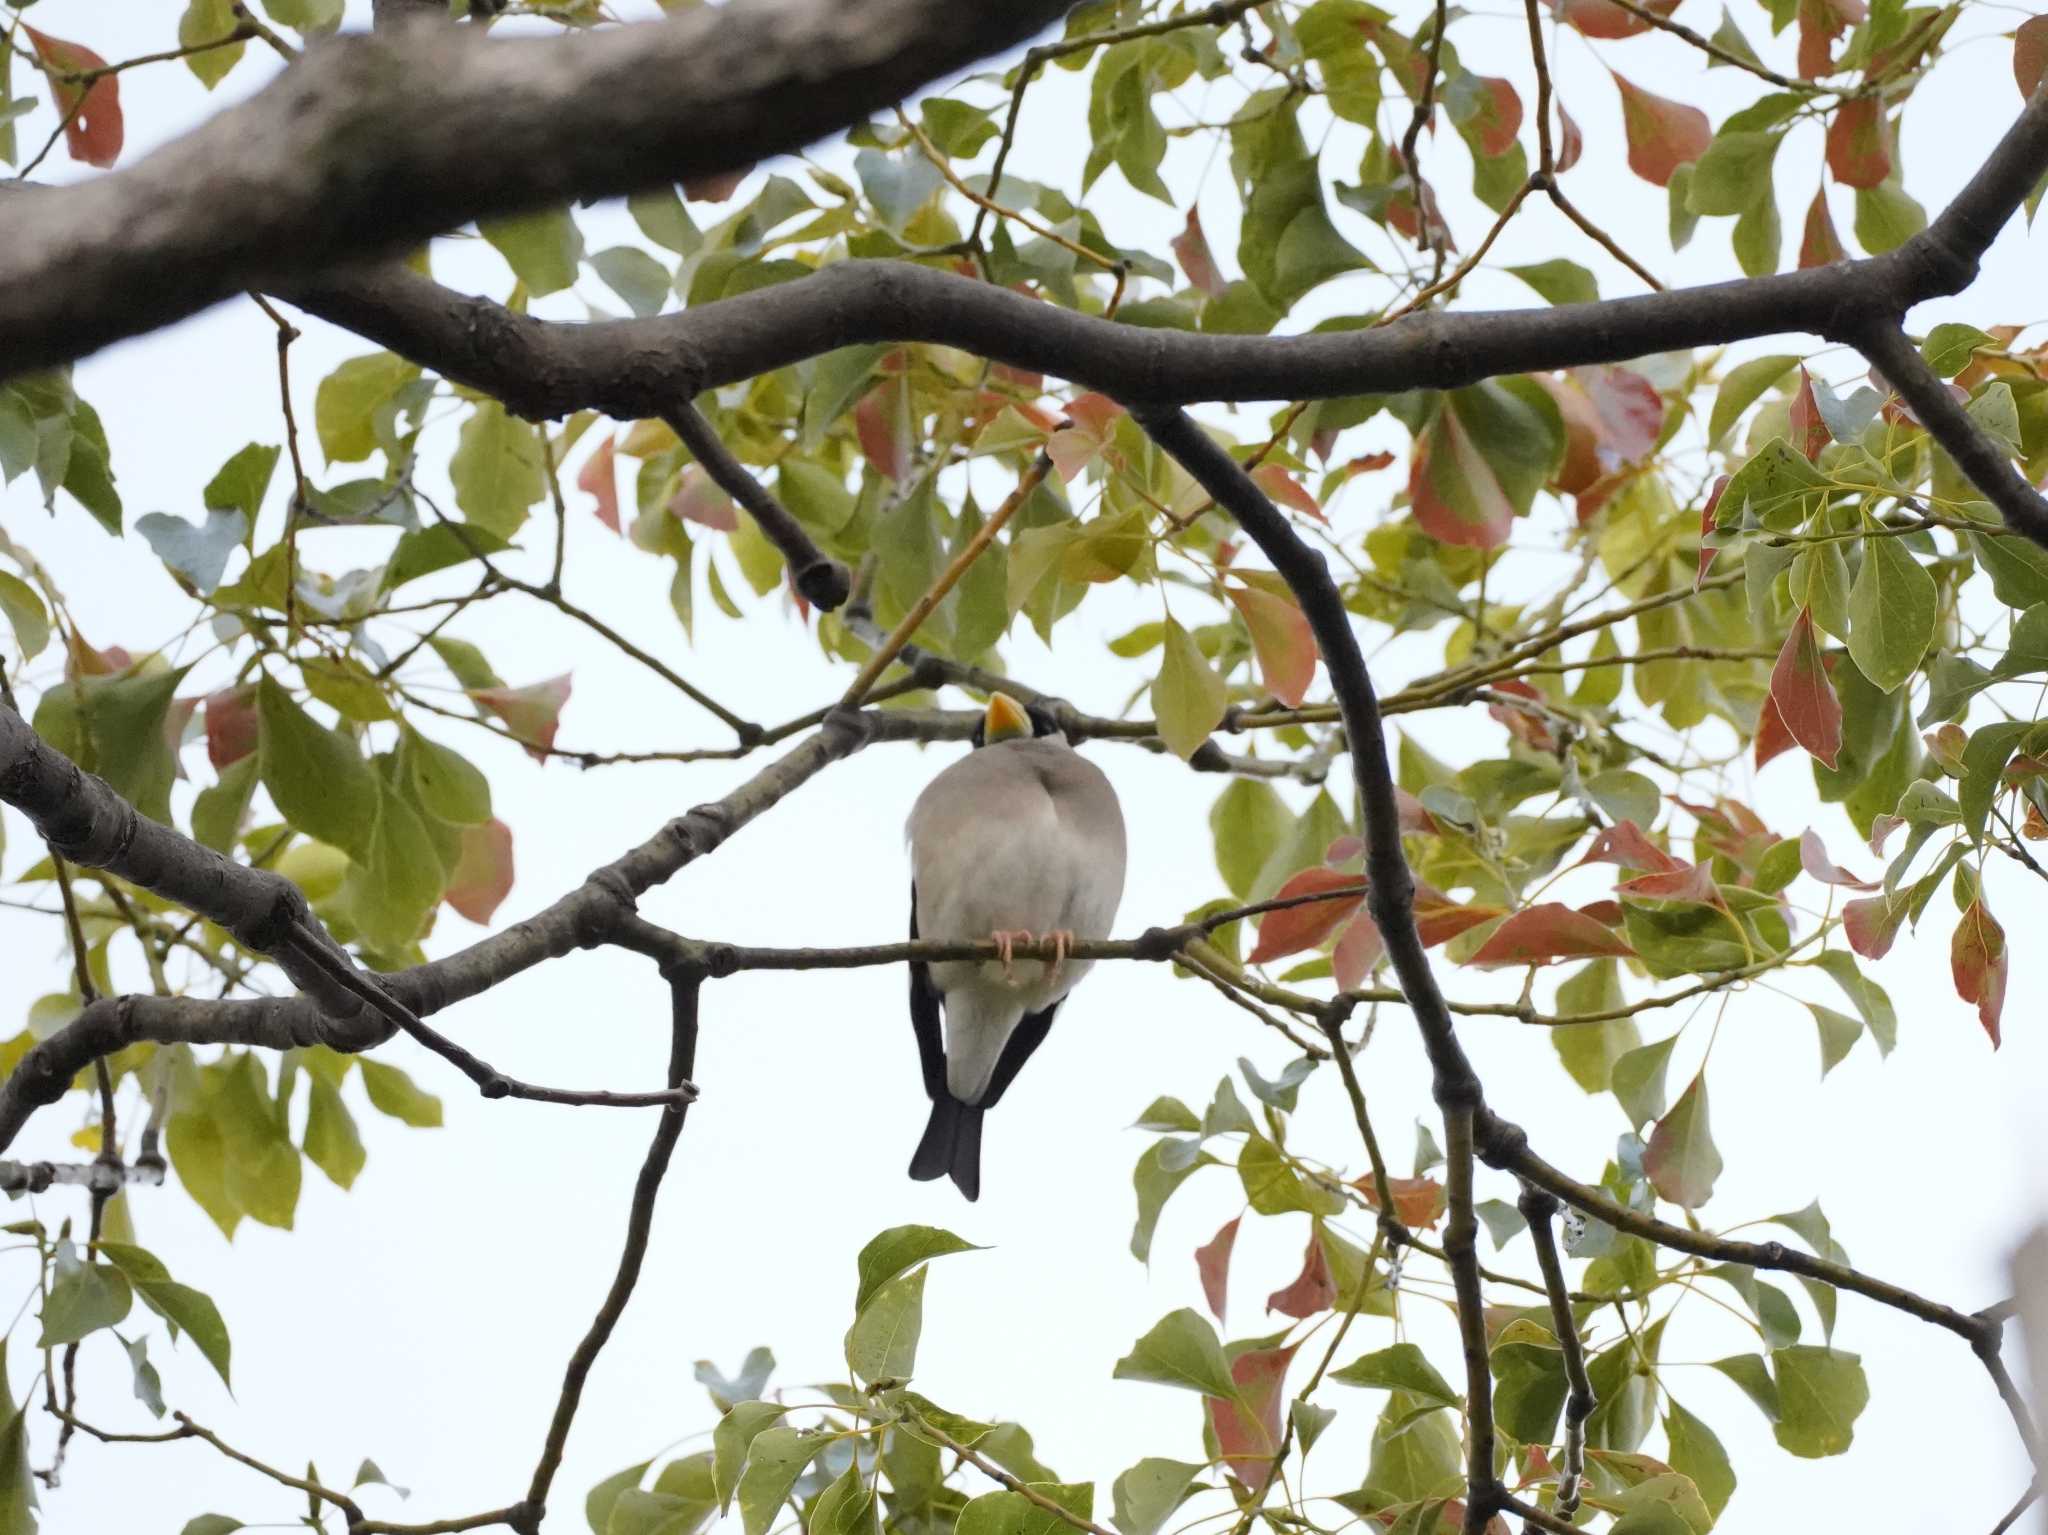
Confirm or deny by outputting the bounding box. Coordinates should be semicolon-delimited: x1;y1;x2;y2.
1519;1183;1593;1515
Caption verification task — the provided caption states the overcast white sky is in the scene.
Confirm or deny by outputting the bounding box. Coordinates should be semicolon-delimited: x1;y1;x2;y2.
2;3;2046;1532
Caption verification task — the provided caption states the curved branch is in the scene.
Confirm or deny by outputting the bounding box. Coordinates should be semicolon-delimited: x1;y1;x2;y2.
667;403;850;613
0;0;1072;376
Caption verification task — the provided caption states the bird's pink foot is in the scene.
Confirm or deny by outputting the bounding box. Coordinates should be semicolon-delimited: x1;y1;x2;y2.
1045;929;1076;985
990;930;1035;984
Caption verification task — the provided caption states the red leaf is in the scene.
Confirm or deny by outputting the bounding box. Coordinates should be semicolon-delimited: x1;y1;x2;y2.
1468;903;1635;967
1266;1232;1336;1318
1332;910;1386;987
1951;898;2007;1046
1172;207;1227;296
1799;828;1877;889
1698;474;1730;586
1753;693;1797;769
1799;191;1848;270
205;685;258;769
1557;101;1585;173
669;465;737;531
1047;393;1125;482
24;28;123;169
682;165;750;202
1619;862;1721;904
1355;1173;1447;1229
1251;464;1325;522
1868;814;1906;859
1487;678;1557;751
1843;894;1907;959
2019;16;2048;99
854;381;913;483
446;818;515;925
1226;583;1319;708
1206;1344;1297;1484
1410;402;1514;550
1613;73;1711;188
1248;868;1365;964
1769;609;1841;769
1582;820;1682;873
1469;76;1524;157
576;433;620;534
1557;0;1678;38
1824;99;1891;189
1325;836;1363;866
65;627;131;680
1397;788;1440;835
1347;450;1397;474
1796;0;1863;78
1788;369;1831;462
472;675;572;761
1196;1217;1239;1322
1412;887;1502;946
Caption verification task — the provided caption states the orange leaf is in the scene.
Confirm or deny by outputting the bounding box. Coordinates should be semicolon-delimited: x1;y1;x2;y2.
1468;903;1635;967
1768;609;1841;768
1251;463;1325;521
1226;582;1319;707
1410;401;1514;549
1824;99;1891;189
25;28;123;168
1206;1344;1297;1484
1412;887;1502;947
669;465;736;531
1753;693;1798;769
1557;100;1585;172
446;818;515;925
2020;16;2048;98
1355;1173;1447;1230
1196;1216;1238;1322
1266;1232;1336;1318
1613;73;1710;187
1557;0;1678;38
1843;893;1906;959
576;433;620;534
1171;207;1226;296
854;380;914;483
1799;191;1847;270
1788;369;1830;462
1581;820;1682;873
1247;868;1366;964
1951;898;2007;1047
1469;76;1524;158
1332;911;1384;987
204;685;257;769
682;165;750;202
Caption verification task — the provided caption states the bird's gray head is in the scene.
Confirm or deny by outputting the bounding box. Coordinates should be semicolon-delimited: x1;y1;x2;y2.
971;691;1065;749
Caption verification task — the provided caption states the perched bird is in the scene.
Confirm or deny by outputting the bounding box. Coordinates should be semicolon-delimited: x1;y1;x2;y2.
905;691;1127;1200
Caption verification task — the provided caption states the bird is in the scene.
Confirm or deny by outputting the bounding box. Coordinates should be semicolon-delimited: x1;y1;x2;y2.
904;690;1127;1201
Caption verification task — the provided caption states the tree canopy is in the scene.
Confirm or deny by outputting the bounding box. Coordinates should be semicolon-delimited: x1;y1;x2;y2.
1;1;2046;1533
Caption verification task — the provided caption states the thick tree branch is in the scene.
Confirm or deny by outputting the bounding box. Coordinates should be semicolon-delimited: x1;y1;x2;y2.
666;403;850;613
1127;406;1498;1529
1851;322;2048;547
0;0;1073;377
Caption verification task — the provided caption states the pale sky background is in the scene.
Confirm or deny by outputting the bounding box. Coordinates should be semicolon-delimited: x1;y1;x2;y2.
2;3;2046;1532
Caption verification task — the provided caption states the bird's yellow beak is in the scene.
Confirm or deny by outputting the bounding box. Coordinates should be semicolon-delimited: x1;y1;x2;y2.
983;691;1032;743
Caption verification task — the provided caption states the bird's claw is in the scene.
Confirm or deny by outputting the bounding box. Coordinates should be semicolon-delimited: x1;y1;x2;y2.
990;929;1034;984
1045;929;1075;986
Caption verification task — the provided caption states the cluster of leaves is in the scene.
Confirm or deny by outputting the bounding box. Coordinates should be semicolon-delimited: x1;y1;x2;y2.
1;0;2045;1530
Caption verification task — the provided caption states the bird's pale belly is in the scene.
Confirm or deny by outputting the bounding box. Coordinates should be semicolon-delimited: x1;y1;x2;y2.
917;827;1115;1011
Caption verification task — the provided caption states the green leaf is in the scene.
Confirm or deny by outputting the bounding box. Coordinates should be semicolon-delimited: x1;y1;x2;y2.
203;442;279;523
137;509;247;595
590;247;672;318
958;1485;1095;1535
854;1226;980;1315
40;1250;132;1347
1664;1400;1735;1519
712;1402;788;1512
1922;323;1995;379
257;677;380;861
586;1462;651;1535
1210;779;1294;901
1328;1342;1459;1408
1152;618;1227;760
1490;1322;1569;1445
1644;1072;1721;1209
303;1074;365;1189
403;728;492;825
358;1060;444;1128
1853;182;1926;253
343;777;443;952
1131;1140;1214;1262
479;205;584;296
808;1461;879;1535
1808;1004;1862;1076
1687;131;1780;216
1110;1458;1201;1535
179;0;247;92
1237;1133;1338;1216
844;1267;926;1384
1612;1035;1677;1128
314;353;420;465
1770;1346;1868;1457
0;572;48;660
97;1242;232;1389
180;1518;240;1535
1708;355;1799;446
1359;1395;1463;1504
1506;259;1599;306
0;1343;31;1535
1111;1308;1238;1398
1551;960;1639;1093
1846;534;1935;692
734;1429;824;1535
450;402;546;538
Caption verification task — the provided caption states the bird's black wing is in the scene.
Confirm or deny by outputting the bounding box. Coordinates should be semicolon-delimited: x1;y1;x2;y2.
978;999;1062;1109
908;885;946;1101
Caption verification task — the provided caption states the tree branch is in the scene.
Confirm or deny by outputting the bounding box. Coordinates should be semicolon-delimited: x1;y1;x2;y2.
1518;1183;1592;1516
0;0;1073;376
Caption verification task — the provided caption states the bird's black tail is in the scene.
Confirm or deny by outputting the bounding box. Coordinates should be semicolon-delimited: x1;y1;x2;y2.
909;1095;984;1202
